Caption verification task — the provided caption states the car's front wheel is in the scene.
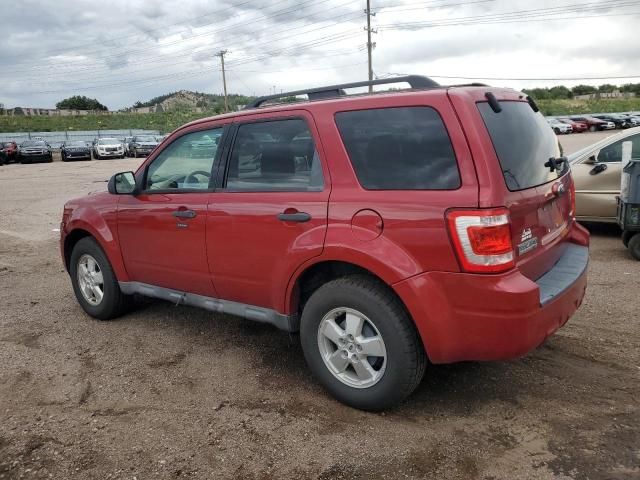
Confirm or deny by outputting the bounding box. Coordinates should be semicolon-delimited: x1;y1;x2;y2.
300;275;426;411
69;237;130;320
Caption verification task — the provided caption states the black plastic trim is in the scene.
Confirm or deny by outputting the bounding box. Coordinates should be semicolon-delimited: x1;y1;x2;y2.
536;244;588;305
119;281;299;332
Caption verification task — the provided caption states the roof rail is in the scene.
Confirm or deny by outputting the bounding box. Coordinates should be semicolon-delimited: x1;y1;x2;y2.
244;75;440;109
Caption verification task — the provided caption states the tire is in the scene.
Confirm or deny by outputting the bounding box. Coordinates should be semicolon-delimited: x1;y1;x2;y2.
628;233;640;261
554;128;560;135
300;275;426;411
622;230;634;248
589;125;597;132
69;237;130;320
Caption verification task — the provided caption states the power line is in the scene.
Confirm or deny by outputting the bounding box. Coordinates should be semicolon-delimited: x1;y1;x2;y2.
377;0;640;29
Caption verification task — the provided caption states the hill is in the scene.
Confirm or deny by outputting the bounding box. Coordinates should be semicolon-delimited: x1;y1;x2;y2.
131;90;254;112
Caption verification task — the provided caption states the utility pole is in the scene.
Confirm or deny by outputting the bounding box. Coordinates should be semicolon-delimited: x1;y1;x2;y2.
365;0;376;92
216;50;229;112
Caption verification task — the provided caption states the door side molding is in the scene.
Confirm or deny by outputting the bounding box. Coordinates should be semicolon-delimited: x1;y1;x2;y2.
119;281;299;332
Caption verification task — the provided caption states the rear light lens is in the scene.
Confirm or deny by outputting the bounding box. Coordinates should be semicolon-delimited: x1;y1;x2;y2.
569;177;576;219
446;208;515;273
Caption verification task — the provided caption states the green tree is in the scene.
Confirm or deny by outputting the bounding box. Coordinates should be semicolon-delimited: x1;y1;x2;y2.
56;95;108;111
548;85;572;99
571;84;597;96
597;84;617;93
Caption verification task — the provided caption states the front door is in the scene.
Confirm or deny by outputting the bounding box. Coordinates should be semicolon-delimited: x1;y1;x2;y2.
207;112;329;312
118;127;225;296
572;132;640;221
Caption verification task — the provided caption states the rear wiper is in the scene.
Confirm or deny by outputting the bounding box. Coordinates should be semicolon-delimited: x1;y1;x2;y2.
544;156;567;172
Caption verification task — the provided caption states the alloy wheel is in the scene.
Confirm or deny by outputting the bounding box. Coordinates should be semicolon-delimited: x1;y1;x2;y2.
317;307;387;389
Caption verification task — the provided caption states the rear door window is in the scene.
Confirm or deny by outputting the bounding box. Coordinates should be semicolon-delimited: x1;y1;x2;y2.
224;118;324;192
334;107;460;190
478;101;566;191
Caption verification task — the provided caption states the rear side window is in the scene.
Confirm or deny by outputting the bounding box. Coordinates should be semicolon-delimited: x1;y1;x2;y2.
335;107;460;190
478;101;565;191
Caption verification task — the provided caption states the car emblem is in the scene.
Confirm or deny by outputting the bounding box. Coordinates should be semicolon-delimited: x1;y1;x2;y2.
518;228;538;256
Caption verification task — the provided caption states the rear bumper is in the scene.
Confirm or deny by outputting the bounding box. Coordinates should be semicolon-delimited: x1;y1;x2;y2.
394;227;589;364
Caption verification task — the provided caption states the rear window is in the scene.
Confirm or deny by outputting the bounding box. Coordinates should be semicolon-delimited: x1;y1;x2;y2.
335;107;460;190
478;101;566;191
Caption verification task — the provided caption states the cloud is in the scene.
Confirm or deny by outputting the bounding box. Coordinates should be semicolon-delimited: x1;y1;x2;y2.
0;0;637;110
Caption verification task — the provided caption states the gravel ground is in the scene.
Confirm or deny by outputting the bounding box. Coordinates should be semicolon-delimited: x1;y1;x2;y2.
0;133;638;479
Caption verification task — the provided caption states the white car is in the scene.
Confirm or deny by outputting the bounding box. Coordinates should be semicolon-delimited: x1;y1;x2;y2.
547;118;573;134
93;138;124;160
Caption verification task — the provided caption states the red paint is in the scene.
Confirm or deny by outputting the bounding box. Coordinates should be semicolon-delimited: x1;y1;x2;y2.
61;84;589;364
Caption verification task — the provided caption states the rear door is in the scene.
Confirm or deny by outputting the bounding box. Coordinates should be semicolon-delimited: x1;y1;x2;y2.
206;110;329;311
452;91;574;280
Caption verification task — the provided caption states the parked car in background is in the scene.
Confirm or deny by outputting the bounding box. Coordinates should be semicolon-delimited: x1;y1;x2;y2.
569;127;640;222
60;76;589;410
558;118;588;133
618;114;640;127
61;141;92;162
18;140;52;164
593;114;633;129
129;135;159;157
93;138;124;160
0;145;7;166
1;141;18;162
547;118;572;134
570;115;615;132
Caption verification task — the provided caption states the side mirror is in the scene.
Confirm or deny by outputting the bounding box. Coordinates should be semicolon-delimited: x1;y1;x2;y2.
108;171;138;195
585;155;598;164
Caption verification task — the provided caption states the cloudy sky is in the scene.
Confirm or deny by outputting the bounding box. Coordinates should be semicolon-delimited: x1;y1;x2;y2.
0;0;639;110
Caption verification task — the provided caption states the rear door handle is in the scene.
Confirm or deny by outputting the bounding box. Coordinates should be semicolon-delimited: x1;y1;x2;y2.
277;212;311;223
172;209;197;219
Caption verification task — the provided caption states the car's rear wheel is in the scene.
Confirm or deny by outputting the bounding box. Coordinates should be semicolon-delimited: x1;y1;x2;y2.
589;125;597;132
70;237;130;320
628;233;640;261
553;128;560;135
300;275;426;411
623;230;635;248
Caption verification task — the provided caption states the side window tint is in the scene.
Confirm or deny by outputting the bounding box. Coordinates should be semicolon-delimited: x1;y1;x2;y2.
146;128;223;190
598;134;640;163
226;119;323;192
335;107;460;190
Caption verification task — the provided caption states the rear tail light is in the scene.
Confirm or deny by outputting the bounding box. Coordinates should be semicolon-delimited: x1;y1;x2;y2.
446;208;514;273
569;177;576;219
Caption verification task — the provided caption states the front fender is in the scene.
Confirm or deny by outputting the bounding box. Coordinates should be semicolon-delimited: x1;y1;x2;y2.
63;201;129;281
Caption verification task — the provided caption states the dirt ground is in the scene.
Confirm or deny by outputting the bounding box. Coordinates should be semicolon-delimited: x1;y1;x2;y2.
0;132;638;479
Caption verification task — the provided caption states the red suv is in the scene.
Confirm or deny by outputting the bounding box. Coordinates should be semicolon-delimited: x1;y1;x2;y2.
60;76;589;410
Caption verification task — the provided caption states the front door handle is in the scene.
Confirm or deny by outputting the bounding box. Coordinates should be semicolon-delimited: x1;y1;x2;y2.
277;211;311;223
172;209;197;219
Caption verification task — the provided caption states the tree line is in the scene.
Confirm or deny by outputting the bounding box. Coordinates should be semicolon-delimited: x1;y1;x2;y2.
522;83;640;100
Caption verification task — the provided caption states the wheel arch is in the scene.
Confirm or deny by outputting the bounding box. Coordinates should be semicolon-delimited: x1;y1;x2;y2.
287;259;415;329
63;216;129;282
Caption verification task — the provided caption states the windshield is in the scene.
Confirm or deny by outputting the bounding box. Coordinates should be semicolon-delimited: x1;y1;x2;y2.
134;136;156;142
21;141;46;147
478;101;566;191
98;138;119;145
